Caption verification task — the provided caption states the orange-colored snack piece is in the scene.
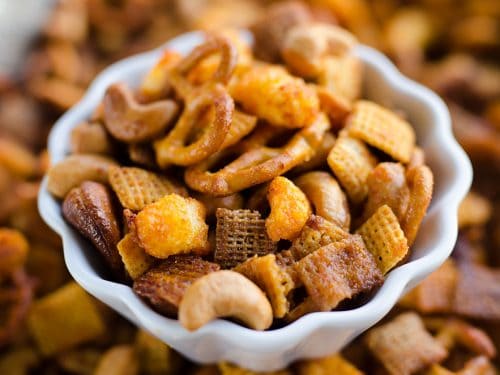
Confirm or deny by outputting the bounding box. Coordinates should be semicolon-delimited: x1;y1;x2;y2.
234;254;294;318
318;55;363;103
139;50;182;101
347;101;416;163
231;65;319;128
295;235;383;311
135;194;209;259
356;205;409;274
108;166;187;211
365;313;448;375
0;228;29;277
327;136;377;203
289;215;349;261
297;354;364;375
133;255;219;316
266;176;312;241
117;233;155;280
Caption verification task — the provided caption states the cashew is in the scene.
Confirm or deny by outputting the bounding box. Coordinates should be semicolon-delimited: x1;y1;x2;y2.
282;23;357;78
47;154;118;198
178;270;273;331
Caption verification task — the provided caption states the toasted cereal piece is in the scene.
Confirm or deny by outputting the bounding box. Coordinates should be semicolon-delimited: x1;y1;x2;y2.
365;313;448;375
94;345;139;375
128;143;157;169
135;194;209;259
316;86;352;126
230;65;319;128
47;154;118;198
452;263;500;320
139;50;182;101
234;254;294;318
297;354;363;375
362;162;410;223
0;138;38;178
289;215;349;260
133;255;219;316
0;346;39;375
275;249;300;286
327;136;377;203
117;233;155;280
135;330;181;375
356;205;409;274
0;228;29;277
284;297;319;323
401;165;433;246
108;166;187;211
266;176;311;241
295;235;383;311
215;209;276;269
458;192;492;229
318;55;363;102
218;362;291;375
27;282;105;356
291;132;336;174
346;101;416;163
399;260;458;314
220;110;258;149
295;171;350;230
70;121;112;155
250;1;312;62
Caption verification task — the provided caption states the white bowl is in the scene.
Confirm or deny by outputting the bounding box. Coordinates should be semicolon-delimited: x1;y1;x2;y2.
38;31;472;371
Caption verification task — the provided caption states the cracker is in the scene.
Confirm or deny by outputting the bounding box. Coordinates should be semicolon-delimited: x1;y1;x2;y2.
346;101;415;163
234;254;294;318
215;209;276;269
109;166;186;211
117;232;155;280
318;55;363;102
295;235;383;311
365;312;447;375
289;215;349;261
327;136;377;203
133;255;219;317
356;205;408;274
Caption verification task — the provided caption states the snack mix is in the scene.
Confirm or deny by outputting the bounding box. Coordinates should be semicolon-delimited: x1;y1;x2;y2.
1;0;499;374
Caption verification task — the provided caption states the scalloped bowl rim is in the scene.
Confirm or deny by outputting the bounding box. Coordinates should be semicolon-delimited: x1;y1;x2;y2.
38;31;472;361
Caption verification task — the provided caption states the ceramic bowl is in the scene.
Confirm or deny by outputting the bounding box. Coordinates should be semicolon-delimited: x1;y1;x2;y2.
38;31;472;371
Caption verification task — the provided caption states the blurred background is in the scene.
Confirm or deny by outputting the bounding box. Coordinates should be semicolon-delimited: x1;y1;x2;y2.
0;0;498;374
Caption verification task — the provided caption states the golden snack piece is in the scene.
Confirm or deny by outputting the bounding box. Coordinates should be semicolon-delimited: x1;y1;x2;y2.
230;65;320;128
139;50;182;101
234;254;294;318
194;193;244;220
452;263;500;320
219;110;258;150
347;101;416;163
178;270;273;331
282;23;357;78
185;113;329;196
0;138;38;178
0;228;29;277
327;136;377;203
47;154;118;198
295;235;383;311
70;121;112;155
117;233;155;280
135;329;181;375
365;313;448;375
316;85;353;127
27;282;105;356
133;255;219;317
215;208;275;269
318;55;363;103
401;165;433;246
426;356;496;375
295;171;350;230
289;215;349;261
154;84;234;167
108;166;186;211
135;194;209;259
266;176;312;241
291;132;336;174
62;181;123;276
128;143;157;169
103;83;179;143
356;205;409;275
219;362;291;375
93;345;139;375
399;260;458;314
362;162;410;222
458;191;492;229
296;354;363;375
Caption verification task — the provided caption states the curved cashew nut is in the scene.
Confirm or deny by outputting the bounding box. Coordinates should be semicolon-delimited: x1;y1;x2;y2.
178;270;273;331
282;23;357;78
103;83;179;143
